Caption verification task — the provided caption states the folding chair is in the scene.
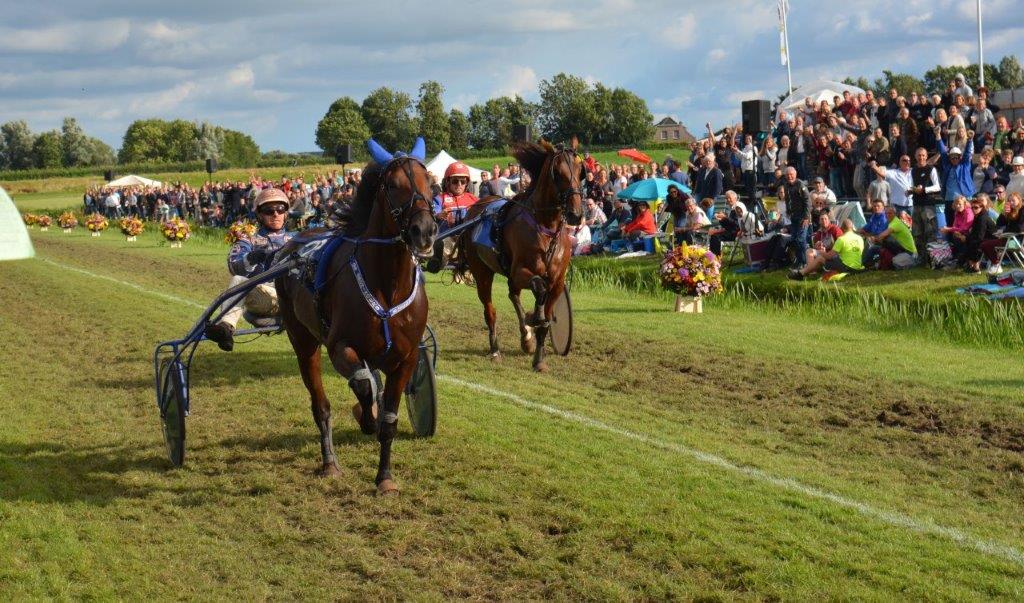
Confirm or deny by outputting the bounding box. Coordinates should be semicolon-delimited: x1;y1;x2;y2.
995;233;1024;270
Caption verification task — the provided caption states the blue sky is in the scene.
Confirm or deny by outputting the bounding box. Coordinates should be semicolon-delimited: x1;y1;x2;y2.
0;0;1021;152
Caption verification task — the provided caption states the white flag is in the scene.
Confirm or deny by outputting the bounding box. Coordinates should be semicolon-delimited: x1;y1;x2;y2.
777;0;790;66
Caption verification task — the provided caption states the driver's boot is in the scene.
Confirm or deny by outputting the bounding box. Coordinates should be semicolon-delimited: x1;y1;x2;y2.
204;321;235;352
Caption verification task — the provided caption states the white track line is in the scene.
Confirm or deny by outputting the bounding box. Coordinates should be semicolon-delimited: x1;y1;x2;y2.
36;255;1024;567
438;379;1024;567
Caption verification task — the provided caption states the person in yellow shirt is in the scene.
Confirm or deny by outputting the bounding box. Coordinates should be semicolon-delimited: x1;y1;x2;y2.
789;219;864;279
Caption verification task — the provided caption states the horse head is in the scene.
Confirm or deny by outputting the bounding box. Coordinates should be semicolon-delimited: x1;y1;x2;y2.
514;139;585;226
367;137;437;256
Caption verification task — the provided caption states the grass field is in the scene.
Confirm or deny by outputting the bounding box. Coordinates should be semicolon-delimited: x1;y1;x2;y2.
2;227;1023;598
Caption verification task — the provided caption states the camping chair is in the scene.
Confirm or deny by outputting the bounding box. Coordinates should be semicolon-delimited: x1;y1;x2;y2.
995;232;1024;270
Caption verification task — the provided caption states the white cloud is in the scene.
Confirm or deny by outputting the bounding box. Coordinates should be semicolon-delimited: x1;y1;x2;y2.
707;48;727;63
128;82;196;113
940;43;973;67
652;95;692;112
493;66;538;98
227;64;255;88
658;13;697;50
140;21;199;42
726;90;766;105
0;19;129;53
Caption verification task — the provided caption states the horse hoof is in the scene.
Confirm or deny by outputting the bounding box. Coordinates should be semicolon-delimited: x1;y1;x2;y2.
521;338;537;354
376;479;399;496
316;463;341;478
489;351;502;362
533;362;549;373
352;402;378;435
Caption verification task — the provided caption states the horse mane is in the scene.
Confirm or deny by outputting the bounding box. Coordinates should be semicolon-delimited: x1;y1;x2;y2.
344;162;383;236
511;140;556;200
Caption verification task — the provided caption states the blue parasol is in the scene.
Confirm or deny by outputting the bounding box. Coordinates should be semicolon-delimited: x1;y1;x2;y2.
616;178;691;201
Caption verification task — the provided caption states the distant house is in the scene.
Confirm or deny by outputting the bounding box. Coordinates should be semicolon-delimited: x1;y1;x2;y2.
652;117;696;144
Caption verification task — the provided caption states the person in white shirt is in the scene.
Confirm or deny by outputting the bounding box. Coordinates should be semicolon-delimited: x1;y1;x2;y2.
870;155;914;214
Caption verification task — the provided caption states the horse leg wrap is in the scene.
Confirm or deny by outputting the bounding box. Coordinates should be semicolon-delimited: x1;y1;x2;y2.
528;276;550;328
348;366;377;404
316;415;336;466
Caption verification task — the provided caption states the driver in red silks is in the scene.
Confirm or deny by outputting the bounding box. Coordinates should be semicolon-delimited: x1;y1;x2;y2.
426;161;478;273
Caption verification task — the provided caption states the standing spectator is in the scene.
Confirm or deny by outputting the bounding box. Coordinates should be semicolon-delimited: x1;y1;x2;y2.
782;166;811;267
972;150;1000;195
1006;157;1024;197
760;137;778;191
936;135;975;231
693;155;724;201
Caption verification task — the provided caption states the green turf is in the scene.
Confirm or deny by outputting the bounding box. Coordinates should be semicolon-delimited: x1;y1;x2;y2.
1;228;1022;598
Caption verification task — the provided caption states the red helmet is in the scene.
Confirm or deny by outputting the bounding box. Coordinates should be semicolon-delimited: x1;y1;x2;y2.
444;162;470;180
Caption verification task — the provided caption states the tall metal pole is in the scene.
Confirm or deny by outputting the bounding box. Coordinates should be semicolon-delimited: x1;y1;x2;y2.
977;0;985;88
783;2;794;95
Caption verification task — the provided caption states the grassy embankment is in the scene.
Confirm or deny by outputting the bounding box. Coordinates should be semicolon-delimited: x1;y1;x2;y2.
0;226;1021;598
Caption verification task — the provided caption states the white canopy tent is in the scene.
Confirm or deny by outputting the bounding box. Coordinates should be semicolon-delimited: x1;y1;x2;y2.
777;80;867;120
425;150;484;184
105;174;162;188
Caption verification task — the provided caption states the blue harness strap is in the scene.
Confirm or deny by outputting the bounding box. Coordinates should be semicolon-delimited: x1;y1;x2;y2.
349;254;421;354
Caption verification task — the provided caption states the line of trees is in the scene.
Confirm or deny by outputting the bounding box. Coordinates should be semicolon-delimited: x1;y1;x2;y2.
0;118;115;170
841;54;1024;98
118;119;260;166
315;73;655;157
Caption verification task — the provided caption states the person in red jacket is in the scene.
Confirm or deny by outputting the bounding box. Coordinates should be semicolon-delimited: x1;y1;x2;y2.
426;162;478;272
622;201;657;241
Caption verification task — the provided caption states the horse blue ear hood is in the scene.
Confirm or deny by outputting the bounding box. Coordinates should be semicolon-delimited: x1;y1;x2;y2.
366;137;426;164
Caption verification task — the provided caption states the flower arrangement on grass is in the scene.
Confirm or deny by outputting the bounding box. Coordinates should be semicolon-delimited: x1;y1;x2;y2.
36;215;52;230
119;216;144;241
86;213;109;235
660;244;722;312
22;213;38;226
224;219;258;244
58;211;79;231
161;217;191;247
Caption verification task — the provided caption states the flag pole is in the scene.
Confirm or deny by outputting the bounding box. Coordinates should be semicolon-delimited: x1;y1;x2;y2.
977;0;985;88
781;1;793;95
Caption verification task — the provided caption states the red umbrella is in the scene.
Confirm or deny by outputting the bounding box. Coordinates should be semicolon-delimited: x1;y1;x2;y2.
616;148;652;163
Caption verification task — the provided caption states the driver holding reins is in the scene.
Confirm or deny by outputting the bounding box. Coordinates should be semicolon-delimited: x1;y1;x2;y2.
425;161;478;273
205;188;296;351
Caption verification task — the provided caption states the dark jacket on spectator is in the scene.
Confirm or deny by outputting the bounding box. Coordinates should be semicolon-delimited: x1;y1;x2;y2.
694;166;724;200
783;178;811;225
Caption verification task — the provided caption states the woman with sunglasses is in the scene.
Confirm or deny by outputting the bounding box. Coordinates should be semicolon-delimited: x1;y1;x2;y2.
204;188;296;351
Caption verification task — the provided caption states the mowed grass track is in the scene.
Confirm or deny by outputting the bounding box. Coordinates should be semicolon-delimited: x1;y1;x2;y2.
1;230;1023;599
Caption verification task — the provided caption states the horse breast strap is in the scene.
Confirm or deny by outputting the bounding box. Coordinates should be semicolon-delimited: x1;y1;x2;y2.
348;252;421;354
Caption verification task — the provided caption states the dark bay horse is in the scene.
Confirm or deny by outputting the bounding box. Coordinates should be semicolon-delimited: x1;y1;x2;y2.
459;140;584;372
276;138;437;495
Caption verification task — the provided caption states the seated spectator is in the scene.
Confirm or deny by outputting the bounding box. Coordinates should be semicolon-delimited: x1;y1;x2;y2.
960;197;998;272
621;201;657;242
864;206;918;269
1006;157;1024;197
584;198;607;228
604;197;633;241
860;199;889;238
673;196;711;246
708;190;759;256
940;195;973;254
700;197;715;222
982;191;1024;274
789;218;864;279
810;176;837;205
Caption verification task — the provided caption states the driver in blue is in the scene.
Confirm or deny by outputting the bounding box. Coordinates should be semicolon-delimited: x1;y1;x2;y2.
204;188;295;351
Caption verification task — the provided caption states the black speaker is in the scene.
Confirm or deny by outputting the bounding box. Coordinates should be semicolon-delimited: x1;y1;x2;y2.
512;125;532;142
205;158;217;173
335;144;353;164
104;170;113;181
741;100;772;133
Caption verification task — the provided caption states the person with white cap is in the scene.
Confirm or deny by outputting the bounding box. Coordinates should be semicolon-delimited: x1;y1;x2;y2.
1006;157;1024;198
935;126;975;233
205;187;296;351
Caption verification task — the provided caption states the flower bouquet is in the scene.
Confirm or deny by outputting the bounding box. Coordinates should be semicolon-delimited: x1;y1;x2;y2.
58;211;79;232
36;215;52;231
86;213;109;236
119;216;144;241
22;213;38;227
224;219;257;245
659;244;723;313
162;217;191;248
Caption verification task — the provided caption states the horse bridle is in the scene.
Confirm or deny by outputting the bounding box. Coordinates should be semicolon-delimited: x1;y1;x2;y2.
548;148;585;215
378;156;433;244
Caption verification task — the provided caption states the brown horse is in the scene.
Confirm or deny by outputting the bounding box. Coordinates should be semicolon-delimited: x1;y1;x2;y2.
459;140;584;372
276;138;437;495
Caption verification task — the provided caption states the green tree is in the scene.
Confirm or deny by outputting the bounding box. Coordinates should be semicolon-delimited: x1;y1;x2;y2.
537;73;598;144
448;108;470;154
85;137;115;166
32;130;63;168
998;55;1024;89
315;96;371;157
1;120;36;170
360;87;416;151
590;84;615;144
166;119;199;162
608;88;654;146
842;76;871;91
119;119;170;163
222;129;261;166
416;81;449;152
467;103;490;149
60;117;90;167
192;121;224;161
871;70;927;96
